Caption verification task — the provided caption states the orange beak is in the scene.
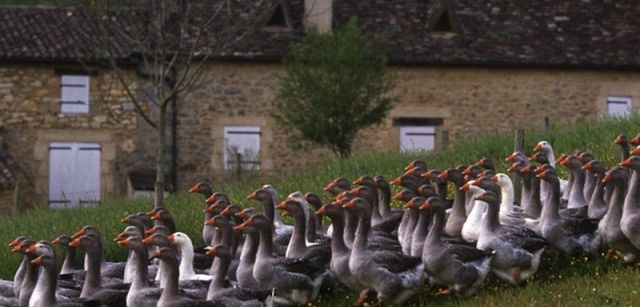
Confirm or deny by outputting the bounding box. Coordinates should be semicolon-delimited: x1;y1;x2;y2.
403;199;416;209
462;167;472;176
343;199;357;209
392;191;404;201
188;184;199;193
114;232;129;242
631;135;640;146
167;234;175;242
206;195;218;205
404;161;416;172
142;236;154;246
71;229;85;240
390;177;402;186
602;172;613;183
220;207;231;216
460;181;474;191
11;245;21;253
419;199;431;210
349;188;360;196
582;161;593;170
204;218;216;226
26;244;37;255
151;212;162;221
620;158;632;168
490;175;499;182
533;143;543;152
247;191;258;200
315;205;327;216
233;218;253;232
322;182;335;192
275;201;287;210
505;153;517;162
69;238;81;247
8;238;21;247
51;237;61;245
354;177;364;185
521;166;531;174
235;210;248;219
615;135;624;145
436;171;448;180
528;153;538;161
205;246;217;257
31;256;44;266
145;227;156;235
121;216;130;223
507;164;518;173
632;146;640;155
117;239;130;247
145;209;158;217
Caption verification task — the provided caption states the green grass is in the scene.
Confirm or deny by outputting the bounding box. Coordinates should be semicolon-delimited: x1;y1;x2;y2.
2;116;640;306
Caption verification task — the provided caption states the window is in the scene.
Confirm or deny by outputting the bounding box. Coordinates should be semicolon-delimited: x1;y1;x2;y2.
60;75;90;113
49;142;101;208
224;126;261;170
607;96;632;118
400;126;436;152
264;2;290;30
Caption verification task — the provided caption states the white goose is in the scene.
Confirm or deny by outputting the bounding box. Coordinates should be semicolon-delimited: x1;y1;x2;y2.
167;232;213;281
533;140;569;201
460;181;488;243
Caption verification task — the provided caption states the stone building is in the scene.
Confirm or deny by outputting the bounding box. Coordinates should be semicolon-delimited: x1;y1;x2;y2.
1;0;639;210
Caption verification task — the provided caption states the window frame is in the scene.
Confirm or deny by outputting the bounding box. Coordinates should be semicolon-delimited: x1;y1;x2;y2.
223;126;262;171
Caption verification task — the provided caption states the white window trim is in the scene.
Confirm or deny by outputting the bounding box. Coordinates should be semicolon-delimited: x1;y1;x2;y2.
60;74;90;113
607;96;632;118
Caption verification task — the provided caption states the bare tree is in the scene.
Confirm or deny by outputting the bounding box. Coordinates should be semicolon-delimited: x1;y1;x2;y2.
71;0;277;208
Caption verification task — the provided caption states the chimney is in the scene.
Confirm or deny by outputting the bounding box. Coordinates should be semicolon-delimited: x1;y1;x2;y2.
304;0;332;33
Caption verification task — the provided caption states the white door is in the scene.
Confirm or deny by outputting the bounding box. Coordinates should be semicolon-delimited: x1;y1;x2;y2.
400;126;435;152
223;126;261;170
49;142;101;208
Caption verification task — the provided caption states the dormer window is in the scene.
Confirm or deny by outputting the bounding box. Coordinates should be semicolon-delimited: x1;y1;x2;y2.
429;2;458;34
264;2;291;30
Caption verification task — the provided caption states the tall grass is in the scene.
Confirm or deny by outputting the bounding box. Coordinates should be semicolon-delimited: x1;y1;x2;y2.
1;116;639;305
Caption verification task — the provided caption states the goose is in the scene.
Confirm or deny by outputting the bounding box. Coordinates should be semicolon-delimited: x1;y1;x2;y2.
28;253;84;307
390;172;424;193
620;154;640;250
343;197;424;305
631;134;640;147
15;239;39;307
533;140;569;201
419;197;493;296
598;166;640;263
231;209;263;290
577;152;598;203
559;155;589;210
474;191;546;285
142;233;174;289
167;233;213;281
583;160;609;220
436;168;467;238
276;199;331;265
354;176;404;235
460;181;489;243
420;169;448;201
52;235;82;277
234;215;326;305
204;201;228;247
315;203;365;292
284;191;328;246
120;214;150;284
615;135;631;162
409;187;441;257
116;235;160;307
303;193;327;236
205;245;269;305
490;173;529;224
475;157;496;171
404;159;427;172
536;169;601;256
508;162;541;219
72;225;125;279
188;182;213;199
68;235;127;306
204;215;241;281
353;176;384;224
9;236;29;298
247;185;293;237
393;189;418;250
150;247;224;307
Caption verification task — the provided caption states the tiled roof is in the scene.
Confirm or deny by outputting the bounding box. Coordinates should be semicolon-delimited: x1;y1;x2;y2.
2;1;640;68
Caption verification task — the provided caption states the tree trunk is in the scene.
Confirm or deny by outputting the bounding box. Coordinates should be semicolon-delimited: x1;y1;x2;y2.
154;105;167;209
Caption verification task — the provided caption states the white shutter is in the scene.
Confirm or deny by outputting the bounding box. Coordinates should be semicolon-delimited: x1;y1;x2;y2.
607;96;631;118
224;126;261;170
400;126;435;152
48;142;100;208
61;75;90;113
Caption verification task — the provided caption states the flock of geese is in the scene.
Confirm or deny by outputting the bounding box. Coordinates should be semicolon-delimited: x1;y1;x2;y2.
4;135;640;306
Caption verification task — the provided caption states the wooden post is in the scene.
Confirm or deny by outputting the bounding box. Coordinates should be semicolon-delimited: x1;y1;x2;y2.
544;117;550;131
235;152;242;181
440;130;449;150
12;181;19;213
513;129;525;205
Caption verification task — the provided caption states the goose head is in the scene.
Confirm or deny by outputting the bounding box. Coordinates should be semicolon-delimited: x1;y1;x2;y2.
404;160;427;172
576;151;594;164
205;201;227;214
69;235;97;251
475;157;495;170
31;254;54;268
8;236;28;248
354;175;376;188
342;197;370;213
167;232;192;247
114;226;140;242
233;215;272;233
304;192;323;210
505;151;528;163
422;196;446;213
507;161;525;174
461;165;483;180
615;135;629;146
536;169;559;183
602;166;628;184
404;166;425;178
72;225;100;240
145;225;170;237
117;235;145;252
205;245;231;259
142;233;171;248
234;208;258;220
630;134;640;146
559;155;582;170
315;202;343;219
404;196;425;210
417;185;436;198
188;182;213;197
533;141;552;153
474;191;499;206
490;173;512;188
620;156;640;170
582;160;606;174
437;168;464;184
206;192;230;206
205;215;234;228
52;235;72;247
528;152;549;165
323;177;352;196
12;239;35;254
26;240;54;257
149;247;178;264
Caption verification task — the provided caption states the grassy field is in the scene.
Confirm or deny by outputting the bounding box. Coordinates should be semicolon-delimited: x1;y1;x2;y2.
2;116;640;306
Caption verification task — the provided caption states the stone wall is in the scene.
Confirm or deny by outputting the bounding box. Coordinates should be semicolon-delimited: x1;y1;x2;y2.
0;63;141;208
177;62;640;188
